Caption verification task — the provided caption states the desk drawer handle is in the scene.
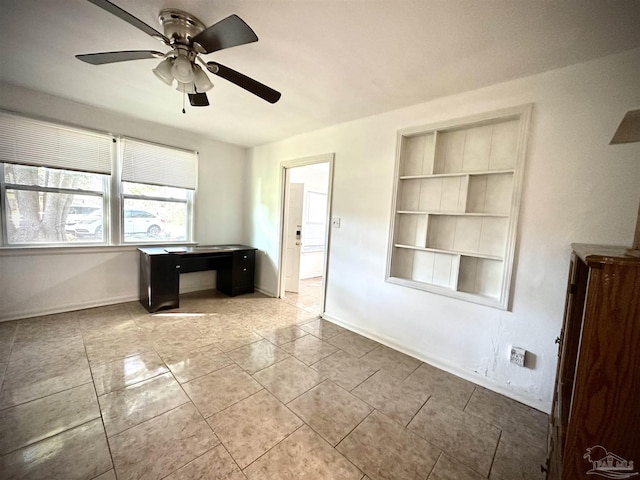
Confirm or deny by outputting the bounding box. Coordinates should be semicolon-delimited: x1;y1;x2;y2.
243;268;247;272
176;265;181;269
243;255;248;259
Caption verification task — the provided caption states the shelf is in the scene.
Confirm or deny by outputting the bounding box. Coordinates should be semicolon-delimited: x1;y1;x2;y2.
387;105;531;309
394;243;504;261
397;211;509;217
399;169;514;180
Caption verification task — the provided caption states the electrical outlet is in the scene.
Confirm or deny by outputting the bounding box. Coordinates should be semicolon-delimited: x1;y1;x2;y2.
510;346;526;367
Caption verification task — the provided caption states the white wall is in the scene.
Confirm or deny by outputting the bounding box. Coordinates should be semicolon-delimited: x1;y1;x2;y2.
0;82;247;321
247;48;640;412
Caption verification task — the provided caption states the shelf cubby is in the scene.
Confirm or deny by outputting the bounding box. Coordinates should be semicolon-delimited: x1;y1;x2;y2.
387;105;531;309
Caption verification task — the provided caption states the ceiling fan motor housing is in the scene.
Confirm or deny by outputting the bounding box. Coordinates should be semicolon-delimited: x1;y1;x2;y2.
158;9;206;48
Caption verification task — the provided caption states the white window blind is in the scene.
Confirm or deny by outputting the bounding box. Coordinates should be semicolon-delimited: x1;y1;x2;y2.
0;110;113;174
121;138;197;190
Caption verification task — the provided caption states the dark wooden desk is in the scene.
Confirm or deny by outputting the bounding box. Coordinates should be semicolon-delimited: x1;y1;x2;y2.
138;245;256;312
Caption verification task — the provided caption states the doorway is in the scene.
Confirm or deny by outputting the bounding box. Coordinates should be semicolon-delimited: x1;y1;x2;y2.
279;154;334;316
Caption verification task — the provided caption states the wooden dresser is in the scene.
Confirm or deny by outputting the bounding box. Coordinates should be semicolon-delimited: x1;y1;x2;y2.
546;244;640;479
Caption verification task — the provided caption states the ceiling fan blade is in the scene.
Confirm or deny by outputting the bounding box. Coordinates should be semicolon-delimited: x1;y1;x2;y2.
87;0;169;44
206;62;281;104
188;93;210;107
76;50;165;65
192;14;258;54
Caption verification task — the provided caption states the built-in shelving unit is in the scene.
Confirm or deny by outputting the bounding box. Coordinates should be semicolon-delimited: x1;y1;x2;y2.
386;105;531;309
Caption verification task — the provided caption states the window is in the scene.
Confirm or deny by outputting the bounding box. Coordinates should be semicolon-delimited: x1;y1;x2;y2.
0;111;197;247
121;183;190;242
3;164;108;244
120;138;196;243
303;191;327;251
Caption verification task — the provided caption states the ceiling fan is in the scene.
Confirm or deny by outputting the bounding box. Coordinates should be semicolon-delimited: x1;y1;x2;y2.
76;0;281;109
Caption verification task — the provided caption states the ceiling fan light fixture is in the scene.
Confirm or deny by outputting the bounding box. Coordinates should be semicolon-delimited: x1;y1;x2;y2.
176;81;196;94
153;57;174;86
171;55;194;83
193;65;214;92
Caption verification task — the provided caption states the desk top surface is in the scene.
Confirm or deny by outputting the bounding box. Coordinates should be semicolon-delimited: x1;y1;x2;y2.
139;244;256;255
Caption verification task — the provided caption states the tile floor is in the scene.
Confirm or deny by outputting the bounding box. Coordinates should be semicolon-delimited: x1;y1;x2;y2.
0;287;548;480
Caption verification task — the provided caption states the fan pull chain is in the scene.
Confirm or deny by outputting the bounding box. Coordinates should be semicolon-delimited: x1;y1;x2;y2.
182;90;186;114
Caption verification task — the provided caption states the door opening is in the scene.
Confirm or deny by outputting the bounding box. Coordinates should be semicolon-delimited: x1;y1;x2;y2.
279;155;333;317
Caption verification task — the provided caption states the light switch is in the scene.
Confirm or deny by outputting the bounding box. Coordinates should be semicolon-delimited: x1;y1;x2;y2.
332;217;341;228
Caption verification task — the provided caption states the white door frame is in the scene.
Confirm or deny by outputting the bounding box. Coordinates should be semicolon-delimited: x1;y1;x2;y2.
278;153;335;316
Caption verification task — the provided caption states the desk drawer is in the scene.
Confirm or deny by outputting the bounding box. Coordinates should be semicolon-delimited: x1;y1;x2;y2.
233;250;255;287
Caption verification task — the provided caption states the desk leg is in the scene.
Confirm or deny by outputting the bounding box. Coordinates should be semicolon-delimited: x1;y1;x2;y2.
139;253;180;312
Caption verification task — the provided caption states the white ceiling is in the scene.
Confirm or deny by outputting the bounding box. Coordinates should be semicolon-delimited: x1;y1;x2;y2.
1;0;639;147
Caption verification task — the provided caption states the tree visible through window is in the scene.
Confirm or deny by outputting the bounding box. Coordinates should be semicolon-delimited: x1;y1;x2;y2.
4;163;106;244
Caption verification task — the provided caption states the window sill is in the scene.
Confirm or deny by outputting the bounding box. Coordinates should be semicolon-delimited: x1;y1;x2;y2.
0;242;198;257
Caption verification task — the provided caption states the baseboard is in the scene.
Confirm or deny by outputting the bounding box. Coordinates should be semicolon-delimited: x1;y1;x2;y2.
255;285;276;297
322;311;551;413
0;294;139;323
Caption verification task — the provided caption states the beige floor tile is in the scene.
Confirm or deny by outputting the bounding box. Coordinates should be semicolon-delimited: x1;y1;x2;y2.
109;403;219;480
182;364;263;418
0;418;112;480
328;331;380;357
299;318;347;339
93;470;117;480
0;346;92;408
405;363;476;410
91;351;169;396
337;410;440;480
244;425;363;480
280;334;339;365
252;356;324;403
163;344;233;383
0;383;100;455
8;335;85;370
0;320;17;341
0;362;6;390
0;321;16;364
14;314;81;343
163;445;246;480
207;389;303;468
428;454;486;480
79;310;139;341
311;350;378;391
84;328;155;366
465;387;548;449
75;304;131;324
151;330;218;359
360;345;421;380
212;329;264;353
288;380;373;446
255;325;307;345
408;397;500;477
98;372;189;437
227;339;291;374
351;370;430;426
133;310;204;330
489;431;547;480
0;295;553;480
